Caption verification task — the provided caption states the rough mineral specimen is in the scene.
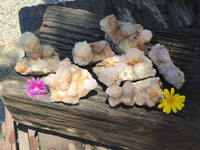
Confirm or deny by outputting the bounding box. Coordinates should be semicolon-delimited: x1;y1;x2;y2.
106;81;134;107
93;48;156;86
148;44;185;89
15;32;59;75
72;41;115;66
43;58;98;104
106;77;163;107
100;14;153;53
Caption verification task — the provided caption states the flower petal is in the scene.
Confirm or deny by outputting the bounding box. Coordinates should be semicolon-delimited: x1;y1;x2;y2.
27;79;33;85
177;96;185;103
174;103;183;110
176;102;184;107
170;88;175;96
32;78;36;84
158;104;164;108
162;89;170;98
158;99;165;104
38;79;44;86
171;105;177;113
37;77;40;84
163;105;171;114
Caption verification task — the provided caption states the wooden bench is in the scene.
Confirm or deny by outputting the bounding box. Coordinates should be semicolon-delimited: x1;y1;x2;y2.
2;0;200;149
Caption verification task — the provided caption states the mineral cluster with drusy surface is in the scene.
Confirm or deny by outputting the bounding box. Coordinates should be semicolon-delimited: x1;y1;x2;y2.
100;14;152;53
72;40;115;66
93;48;156;86
106;78;163;107
15;32;59;75
148;44;185;89
43;58;97;104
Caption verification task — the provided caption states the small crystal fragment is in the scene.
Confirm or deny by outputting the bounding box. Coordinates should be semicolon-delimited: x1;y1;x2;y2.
148;44;185;89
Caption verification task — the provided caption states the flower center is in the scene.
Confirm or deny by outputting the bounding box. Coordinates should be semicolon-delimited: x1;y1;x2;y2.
34;87;39;92
167;97;174;105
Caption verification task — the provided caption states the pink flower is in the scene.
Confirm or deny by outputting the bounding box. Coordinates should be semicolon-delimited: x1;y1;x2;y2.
24;77;48;100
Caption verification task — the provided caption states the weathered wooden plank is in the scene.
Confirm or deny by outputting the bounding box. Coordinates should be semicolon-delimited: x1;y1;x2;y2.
28;129;39;150
112;0;199;29
3;1;200;150
0;106;17;150
150;28;200;104
17;123;30;150
38;6;104;59
38;132;83;150
2;70;200;150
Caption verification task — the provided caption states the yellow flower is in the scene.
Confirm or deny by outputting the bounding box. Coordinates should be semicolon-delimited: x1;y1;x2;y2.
158;88;185;114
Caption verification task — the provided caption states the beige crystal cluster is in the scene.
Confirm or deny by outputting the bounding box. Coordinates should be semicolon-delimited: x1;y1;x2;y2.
72;40;115;66
100;15;152;53
148;44;185;89
15;32;59;75
43;58;97;104
93;48;156;86
106;78;163;107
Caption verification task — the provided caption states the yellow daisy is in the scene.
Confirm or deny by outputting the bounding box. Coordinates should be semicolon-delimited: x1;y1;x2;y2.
158;88;185;114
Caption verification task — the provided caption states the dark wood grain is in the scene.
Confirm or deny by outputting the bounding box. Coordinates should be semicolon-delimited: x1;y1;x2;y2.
3;1;200;150
38;6;105;60
151;28;200;104
112;0;199;29
2;70;200;150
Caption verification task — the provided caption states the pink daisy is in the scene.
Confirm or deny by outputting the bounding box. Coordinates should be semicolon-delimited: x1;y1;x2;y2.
24;77;48;100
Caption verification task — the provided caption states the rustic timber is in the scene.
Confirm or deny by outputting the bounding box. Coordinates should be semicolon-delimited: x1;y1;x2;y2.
38;131;83;150
3;1;200;150
112;0;199;29
17;123;30;150
38;6;105;59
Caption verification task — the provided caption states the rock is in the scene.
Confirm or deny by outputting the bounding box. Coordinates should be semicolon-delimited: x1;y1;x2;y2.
148;44;185;89
83;144;92;150
107;77;163;107
93;48;156;86
15;32;59;75
100;15;152;53
72;41;115;66
44;58;97;104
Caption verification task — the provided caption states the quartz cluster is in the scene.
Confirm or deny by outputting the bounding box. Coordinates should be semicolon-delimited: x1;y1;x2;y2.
93;48;162;107
16;15;185;108
72;40;115;66
43;58;97;104
148;44;185;89
100;15;152;53
106;78;163;107
93;48;156;86
15;32;59;75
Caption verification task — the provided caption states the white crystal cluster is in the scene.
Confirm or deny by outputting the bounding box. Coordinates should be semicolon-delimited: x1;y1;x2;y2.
72;40;115;66
16;14;185;108
15;32;59;75
106;78;163;107
148;44;185;89
43;58;97;104
100;15;153;53
93;48;156;86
